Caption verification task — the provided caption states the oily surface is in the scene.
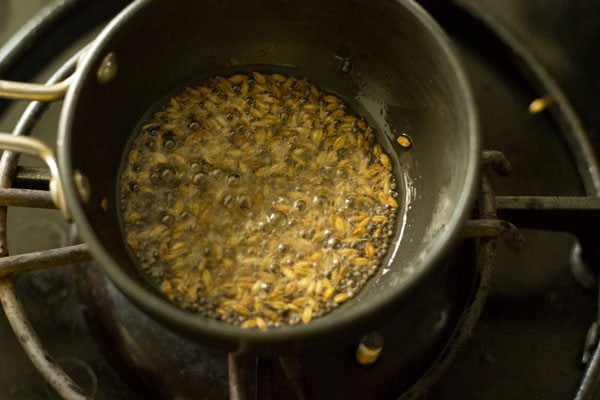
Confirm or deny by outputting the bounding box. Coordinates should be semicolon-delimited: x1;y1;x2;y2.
120;72;398;330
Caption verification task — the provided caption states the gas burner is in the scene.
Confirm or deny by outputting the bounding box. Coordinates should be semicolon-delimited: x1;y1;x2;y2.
1;1;600;399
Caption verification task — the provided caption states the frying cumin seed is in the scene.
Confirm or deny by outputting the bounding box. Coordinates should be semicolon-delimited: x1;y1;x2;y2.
119;71;398;329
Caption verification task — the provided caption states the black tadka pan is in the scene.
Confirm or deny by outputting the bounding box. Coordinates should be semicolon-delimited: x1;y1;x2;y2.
0;0;479;354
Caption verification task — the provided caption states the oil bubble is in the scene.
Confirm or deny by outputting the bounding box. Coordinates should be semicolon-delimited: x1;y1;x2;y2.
161;214;174;225
163;138;176;150
237;194;252;210
192;172;209;186
227;174;241;186
160;166;177;182
293;199;307;211
222;194;234;208
188;120;201;130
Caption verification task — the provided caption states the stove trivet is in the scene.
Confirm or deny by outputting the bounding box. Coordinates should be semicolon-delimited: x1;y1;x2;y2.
1;53;500;398
0;70;509;397
1;1;600;399
0;32;509;400
427;4;600;398
0;55;93;400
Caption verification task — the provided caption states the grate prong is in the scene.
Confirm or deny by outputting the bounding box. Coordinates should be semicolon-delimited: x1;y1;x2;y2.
0;244;91;277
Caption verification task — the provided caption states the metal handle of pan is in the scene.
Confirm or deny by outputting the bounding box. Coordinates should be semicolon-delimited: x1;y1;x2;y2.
0;77;74;101
0;134;68;219
0;47;95;218
0;44;93;101
0;52;82;101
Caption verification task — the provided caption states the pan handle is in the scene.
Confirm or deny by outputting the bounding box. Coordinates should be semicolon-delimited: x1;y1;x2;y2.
0;77;74;102
0;134;68;219
0;45;92;102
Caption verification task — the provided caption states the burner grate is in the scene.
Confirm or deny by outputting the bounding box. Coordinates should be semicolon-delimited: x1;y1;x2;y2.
0;33;505;400
0;55;503;398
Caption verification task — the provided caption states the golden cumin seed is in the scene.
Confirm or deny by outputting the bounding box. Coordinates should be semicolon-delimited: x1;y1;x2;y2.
302;306;313;324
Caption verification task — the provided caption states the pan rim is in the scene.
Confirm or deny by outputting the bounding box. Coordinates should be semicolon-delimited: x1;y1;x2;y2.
58;0;481;350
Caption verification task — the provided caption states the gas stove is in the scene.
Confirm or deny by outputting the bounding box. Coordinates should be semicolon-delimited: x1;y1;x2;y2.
1;1;600;399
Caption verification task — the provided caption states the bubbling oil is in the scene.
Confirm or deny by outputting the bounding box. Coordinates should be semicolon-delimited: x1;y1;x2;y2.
119;71;398;330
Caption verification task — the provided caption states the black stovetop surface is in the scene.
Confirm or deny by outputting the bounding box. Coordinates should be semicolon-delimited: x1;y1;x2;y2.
1;1;599;399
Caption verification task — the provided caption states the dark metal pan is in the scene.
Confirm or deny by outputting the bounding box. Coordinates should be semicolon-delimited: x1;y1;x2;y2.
0;0;479;354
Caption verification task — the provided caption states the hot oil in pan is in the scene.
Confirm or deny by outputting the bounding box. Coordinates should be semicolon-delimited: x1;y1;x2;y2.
119;70;399;330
